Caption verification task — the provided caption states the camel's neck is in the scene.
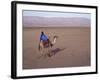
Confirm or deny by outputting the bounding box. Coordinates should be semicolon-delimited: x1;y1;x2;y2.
52;37;57;44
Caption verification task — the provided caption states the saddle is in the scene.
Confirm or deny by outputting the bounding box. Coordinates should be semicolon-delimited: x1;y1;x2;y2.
43;40;49;48
42;40;53;48
43;40;50;48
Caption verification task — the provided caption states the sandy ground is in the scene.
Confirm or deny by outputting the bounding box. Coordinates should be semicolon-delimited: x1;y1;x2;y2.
23;27;91;69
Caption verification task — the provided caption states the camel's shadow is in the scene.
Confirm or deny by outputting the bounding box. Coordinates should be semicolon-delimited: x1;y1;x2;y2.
38;48;66;59
47;48;66;57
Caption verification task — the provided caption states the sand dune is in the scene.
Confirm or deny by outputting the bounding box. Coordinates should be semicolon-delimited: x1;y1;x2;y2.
23;27;90;69
23;16;90;27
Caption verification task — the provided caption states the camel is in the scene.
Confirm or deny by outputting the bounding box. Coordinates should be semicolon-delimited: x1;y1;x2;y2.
38;35;58;54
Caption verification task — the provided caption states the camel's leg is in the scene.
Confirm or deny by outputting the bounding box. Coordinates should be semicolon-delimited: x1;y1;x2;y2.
38;41;44;54
39;48;42;54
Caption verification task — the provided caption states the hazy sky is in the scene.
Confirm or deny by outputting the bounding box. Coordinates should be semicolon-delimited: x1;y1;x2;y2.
23;10;91;19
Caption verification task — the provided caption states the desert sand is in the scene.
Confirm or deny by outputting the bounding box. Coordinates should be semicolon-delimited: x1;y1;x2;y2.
23;27;90;69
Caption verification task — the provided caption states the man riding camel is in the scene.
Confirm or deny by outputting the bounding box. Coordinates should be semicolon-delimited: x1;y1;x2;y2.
39;32;53;48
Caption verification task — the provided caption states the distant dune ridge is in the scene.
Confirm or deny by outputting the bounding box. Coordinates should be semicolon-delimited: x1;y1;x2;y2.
23;16;91;27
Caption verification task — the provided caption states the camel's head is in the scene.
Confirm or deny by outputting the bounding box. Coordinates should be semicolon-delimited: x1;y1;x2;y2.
53;35;59;39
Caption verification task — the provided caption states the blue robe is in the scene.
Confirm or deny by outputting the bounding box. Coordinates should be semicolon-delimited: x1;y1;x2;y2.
40;33;48;41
